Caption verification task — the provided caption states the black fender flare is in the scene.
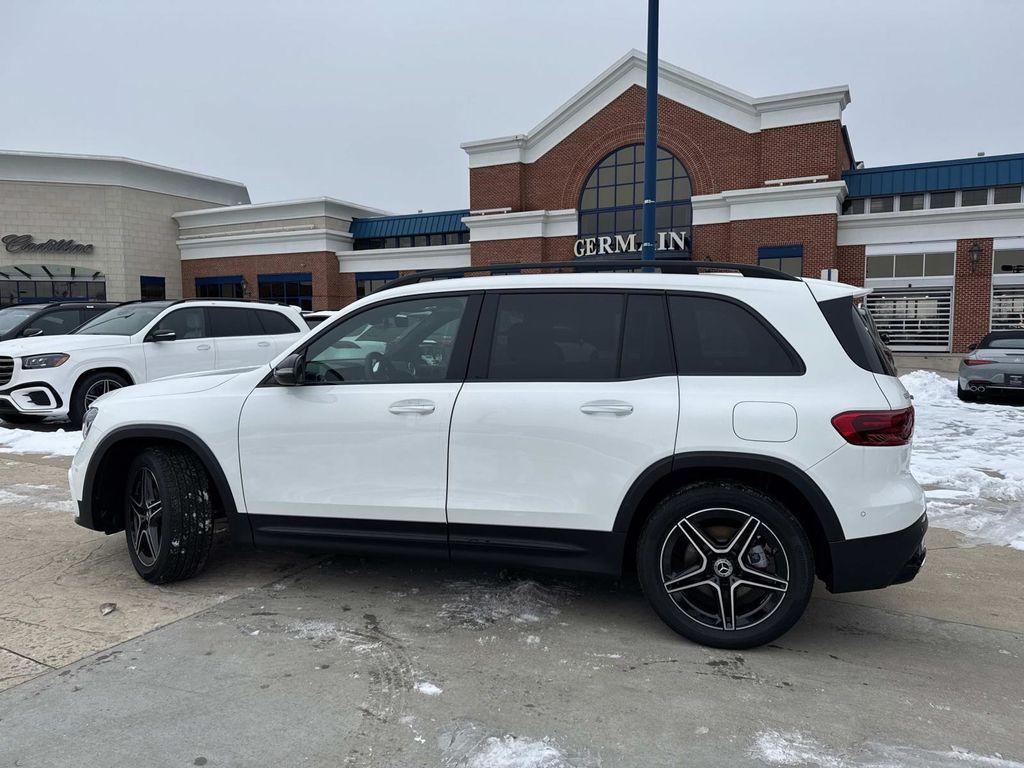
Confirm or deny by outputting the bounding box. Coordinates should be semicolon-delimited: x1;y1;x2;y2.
78;424;251;545
612;451;846;543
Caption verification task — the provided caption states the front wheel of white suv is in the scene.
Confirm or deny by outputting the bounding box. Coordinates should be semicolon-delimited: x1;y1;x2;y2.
637;482;814;649
124;447;215;584
70;371;129;428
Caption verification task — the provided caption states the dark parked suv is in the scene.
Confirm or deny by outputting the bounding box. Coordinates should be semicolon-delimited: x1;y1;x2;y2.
0;302;118;342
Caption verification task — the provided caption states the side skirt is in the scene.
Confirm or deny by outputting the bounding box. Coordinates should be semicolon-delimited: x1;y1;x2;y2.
247;515;625;575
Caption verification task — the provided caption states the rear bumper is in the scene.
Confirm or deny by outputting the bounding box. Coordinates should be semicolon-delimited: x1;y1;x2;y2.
826;512;928;593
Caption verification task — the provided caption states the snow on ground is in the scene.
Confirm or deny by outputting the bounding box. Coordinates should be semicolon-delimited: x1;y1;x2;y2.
901;371;1024;549
0;427;82;457
440;720;597;768
0;483;76;514
751;729;1024;767
414;681;443;697
437;578;577;629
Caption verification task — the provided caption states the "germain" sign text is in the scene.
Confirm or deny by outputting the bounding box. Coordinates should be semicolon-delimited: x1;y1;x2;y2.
574;230;688;258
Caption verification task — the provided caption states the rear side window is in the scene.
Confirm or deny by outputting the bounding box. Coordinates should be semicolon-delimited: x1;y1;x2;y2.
209;307;262;337
669;295;803;375
256;309;301;335
488;293;624;381
621;293;674;378
818;297;896;375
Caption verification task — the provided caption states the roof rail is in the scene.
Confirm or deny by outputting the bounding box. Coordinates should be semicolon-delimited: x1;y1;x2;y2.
382;259;800;290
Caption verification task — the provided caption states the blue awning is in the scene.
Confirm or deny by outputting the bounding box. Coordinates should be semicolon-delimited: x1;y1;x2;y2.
843;153;1024;197
351;209;469;239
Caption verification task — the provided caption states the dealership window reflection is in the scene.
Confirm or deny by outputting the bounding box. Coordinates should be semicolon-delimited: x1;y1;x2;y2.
577;144;692;254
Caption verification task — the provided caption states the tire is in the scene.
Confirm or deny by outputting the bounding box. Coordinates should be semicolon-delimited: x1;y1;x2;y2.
124;446;215;584
69;371;129;428
1;413;46;426
957;383;975;402
637;481;814;649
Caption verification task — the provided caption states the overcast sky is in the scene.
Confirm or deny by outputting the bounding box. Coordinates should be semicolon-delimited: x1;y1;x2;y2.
4;1;1022;213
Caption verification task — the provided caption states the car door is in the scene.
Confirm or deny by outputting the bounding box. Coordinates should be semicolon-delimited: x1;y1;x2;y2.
446;291;680;570
208;306;275;368
142;306;215;381
237;292;480;551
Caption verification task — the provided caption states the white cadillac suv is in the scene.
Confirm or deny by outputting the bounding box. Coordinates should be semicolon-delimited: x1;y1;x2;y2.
0;299;305;427
68;261;927;649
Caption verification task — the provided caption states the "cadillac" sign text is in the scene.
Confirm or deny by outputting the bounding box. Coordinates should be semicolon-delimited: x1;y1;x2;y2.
574;230;688;258
2;234;95;255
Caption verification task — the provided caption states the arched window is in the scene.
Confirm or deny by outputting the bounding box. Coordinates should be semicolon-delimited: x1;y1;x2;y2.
578;145;692;256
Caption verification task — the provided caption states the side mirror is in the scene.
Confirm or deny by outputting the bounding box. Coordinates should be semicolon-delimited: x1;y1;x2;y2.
968;343;977;351
22;327;43;337
272;353;306;386
150;329;176;342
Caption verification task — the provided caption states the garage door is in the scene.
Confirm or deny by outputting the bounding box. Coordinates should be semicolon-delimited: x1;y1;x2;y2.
865;288;953;352
991;284;1024;331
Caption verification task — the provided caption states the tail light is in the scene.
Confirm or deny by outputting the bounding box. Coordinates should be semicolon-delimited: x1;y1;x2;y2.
831;406;914;446
963;358;996;366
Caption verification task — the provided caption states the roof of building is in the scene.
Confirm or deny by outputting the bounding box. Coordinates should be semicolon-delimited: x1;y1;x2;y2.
0;149;251;206
351;209;469;239
843;153;1024;197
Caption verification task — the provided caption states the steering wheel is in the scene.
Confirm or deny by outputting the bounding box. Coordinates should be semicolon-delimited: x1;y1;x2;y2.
304;360;345;384
364;351;396;382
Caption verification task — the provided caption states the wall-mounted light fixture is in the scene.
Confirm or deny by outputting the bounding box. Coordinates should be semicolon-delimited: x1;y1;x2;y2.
969;243;982;274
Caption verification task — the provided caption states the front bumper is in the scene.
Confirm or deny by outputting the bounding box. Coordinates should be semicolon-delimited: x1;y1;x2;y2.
0;380;65;416
826;512;928;593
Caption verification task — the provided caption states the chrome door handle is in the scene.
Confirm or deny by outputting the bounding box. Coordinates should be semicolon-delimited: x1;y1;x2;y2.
389;399;435;415
580;400;633;415
196;344;212;351
257;341;271;347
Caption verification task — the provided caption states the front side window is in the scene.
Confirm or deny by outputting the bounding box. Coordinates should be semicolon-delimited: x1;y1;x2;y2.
578;145;691;255
76;304;169;335
488;293;624;381
24;309;83;336
303;296;468;384
668;295;802;375
152;307;208;339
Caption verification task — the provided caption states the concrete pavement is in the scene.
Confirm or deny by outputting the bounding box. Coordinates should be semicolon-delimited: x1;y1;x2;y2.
1;452;1023;767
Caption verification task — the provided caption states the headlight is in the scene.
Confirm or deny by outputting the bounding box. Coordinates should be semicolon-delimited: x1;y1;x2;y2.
82;407;99;439
22;353;69;369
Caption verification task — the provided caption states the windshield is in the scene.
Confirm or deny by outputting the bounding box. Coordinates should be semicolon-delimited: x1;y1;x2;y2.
0;306;41;334
75;304;167;335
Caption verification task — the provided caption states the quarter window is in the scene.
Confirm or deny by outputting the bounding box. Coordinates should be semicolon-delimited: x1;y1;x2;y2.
488;293;624;380
256;310;300;334
304;296;468;384
668;295;802;375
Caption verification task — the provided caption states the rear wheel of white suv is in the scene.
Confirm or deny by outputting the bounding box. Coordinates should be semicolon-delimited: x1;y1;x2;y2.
124;447;215;583
637;482;814;649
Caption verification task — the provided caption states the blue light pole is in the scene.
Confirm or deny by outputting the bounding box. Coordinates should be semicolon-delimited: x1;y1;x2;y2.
640;0;659;261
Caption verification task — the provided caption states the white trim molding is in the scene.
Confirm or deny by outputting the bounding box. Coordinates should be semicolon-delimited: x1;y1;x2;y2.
838;203;1024;246
178;228;353;260
461;50;850;168
174;196;390;230
0;149;250;205
692;181;846;225
463;209;578;242
340;244;471;273
865;241;957;256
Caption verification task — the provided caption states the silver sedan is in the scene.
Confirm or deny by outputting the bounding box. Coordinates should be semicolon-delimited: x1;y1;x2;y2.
958;330;1024;401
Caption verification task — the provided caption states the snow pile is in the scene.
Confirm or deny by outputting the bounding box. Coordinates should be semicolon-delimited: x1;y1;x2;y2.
0;427;82;457
900;370;1024;549
438;578;577;629
440;720;596;768
414;681;442;697
751;729;1024;767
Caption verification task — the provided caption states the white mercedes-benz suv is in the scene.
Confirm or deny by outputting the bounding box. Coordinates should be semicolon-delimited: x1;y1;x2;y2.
69;261;927;649
0;299;305;427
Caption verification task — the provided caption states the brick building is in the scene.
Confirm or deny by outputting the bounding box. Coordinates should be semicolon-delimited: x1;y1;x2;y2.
9;52;1019;356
